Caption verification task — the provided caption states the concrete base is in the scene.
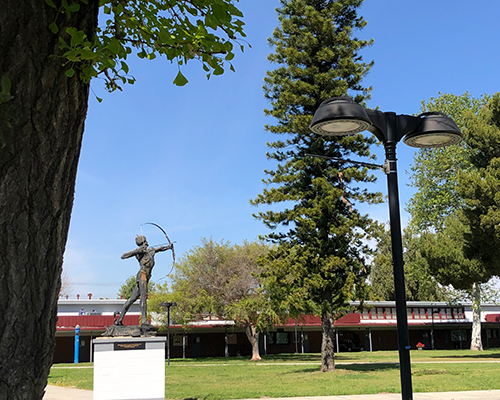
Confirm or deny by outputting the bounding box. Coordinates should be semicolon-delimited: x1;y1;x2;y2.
93;336;166;400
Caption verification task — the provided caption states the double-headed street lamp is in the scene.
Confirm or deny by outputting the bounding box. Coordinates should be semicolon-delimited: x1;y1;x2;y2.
160;301;177;366
310;96;462;400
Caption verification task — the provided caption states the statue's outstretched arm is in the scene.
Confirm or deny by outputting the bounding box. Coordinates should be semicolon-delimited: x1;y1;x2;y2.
154;244;174;253
121;246;145;259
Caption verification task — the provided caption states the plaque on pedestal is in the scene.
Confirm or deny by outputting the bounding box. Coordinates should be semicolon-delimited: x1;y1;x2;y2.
93;336;166;400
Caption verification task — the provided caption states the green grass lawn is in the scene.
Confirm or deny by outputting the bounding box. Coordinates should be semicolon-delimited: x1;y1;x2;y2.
48;349;500;399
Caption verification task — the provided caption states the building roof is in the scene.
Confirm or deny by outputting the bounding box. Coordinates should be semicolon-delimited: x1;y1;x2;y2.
57;315;140;331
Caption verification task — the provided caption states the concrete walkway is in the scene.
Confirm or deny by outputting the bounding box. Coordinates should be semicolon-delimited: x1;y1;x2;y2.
43;386;500;400
43;385;92;400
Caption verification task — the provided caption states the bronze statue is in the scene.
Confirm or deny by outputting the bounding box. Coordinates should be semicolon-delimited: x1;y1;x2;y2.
115;234;173;327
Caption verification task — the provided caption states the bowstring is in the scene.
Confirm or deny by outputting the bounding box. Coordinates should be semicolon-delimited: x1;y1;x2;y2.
139;223;176;282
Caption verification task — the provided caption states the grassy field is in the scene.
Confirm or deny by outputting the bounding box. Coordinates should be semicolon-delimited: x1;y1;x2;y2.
48;349;500;399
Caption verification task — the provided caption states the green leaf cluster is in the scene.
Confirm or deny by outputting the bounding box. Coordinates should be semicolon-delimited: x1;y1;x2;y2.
169;239;279;332
252;0;381;321
407;92;489;233
117;274;158;299
370;226;447;302
45;0;247;90
409;93;500;292
407;93;500;350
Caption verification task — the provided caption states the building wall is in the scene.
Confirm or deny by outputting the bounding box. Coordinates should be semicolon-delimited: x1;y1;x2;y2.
369;329;398;351
486;328;500;348
57;299;140;316
53;334;93;363
308;331;322;353
53;336;74;363
53;299;500;363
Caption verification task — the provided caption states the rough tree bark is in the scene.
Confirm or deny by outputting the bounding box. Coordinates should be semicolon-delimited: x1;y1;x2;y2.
321;312;335;372
0;1;98;399
245;324;262;361
470;282;483;351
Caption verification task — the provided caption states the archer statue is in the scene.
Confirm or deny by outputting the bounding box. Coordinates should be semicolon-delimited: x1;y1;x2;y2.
115;229;174;327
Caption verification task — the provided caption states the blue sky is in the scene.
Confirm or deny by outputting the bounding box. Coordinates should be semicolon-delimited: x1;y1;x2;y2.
63;0;500;300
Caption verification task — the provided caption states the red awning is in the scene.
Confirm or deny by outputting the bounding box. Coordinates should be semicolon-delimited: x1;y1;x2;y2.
56;315;140;331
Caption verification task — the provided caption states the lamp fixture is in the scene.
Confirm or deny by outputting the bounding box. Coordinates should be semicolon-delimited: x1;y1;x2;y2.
310;96;371;136
310;97;462;149
403;112;463;148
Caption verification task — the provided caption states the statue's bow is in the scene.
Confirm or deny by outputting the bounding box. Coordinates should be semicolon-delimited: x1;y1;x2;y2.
143;222;176;263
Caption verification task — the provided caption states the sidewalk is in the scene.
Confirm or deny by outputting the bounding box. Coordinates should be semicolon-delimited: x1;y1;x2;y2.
43;385;92;400
43;386;500;400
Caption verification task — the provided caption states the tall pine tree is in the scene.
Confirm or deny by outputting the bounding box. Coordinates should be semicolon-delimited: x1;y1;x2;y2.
370;226;447;302
252;0;381;372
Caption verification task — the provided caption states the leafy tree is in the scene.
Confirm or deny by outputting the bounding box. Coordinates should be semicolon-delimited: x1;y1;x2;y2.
418;219;489;350
170;239;276;361
444;280;500;309
408;93;500;350
147;281;175;325
59;269;72;298
407;92;489;232
0;2;246;398
370;226;447;302
252;0;381;372
117;275;158;299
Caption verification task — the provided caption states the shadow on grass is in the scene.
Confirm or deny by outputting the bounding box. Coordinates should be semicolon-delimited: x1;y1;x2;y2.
338;363;399;372
335;354;366;361
286;363;399;374
173;354;323;364
286;367;326;373
412;348;500;360
262;353;372;363
171;357;242;363
412;369;457;376
261;354;321;363
437;353;500;360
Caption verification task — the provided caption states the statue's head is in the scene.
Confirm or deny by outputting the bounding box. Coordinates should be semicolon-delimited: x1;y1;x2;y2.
135;235;147;246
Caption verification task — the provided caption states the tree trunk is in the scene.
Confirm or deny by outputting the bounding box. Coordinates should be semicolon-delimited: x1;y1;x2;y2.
0;1;98;399
244;325;262;361
470;282;483;351
321;312;335;372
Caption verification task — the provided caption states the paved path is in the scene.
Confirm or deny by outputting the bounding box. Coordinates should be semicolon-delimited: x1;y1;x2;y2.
43;385;92;400
43;386;500;400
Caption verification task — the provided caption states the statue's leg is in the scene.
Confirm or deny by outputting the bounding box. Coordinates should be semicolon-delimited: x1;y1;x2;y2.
115;284;140;325
139;271;149;325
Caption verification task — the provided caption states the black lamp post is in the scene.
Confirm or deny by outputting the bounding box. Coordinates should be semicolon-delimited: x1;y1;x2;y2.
160;301;177;366
310;96;462;400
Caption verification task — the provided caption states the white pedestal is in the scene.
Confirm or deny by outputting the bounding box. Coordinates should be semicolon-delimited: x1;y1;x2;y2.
93;336;166;400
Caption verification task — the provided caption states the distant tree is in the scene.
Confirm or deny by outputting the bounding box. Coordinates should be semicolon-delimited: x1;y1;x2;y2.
444;280;500;310
59;269;72;298
117;275;158;300
409;93;500;350
170;239;276;361
252;0;381;372
0;2;247;397
370;226;447;302
419;220;489;351
407;92;489;232
147;282;174;326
